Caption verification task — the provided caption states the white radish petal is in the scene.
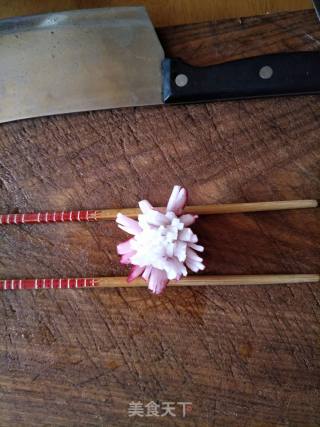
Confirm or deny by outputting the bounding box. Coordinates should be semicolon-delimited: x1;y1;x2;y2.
189;243;204;252
142;265;152;281
128;265;145;282
148;268;168;294
179;214;197;226
117;239;133;255
144;209;170;226
138;200;153;213
173;188;187;214
166;185;181;212
186;247;203;262
173;240;187;262
116;213;142;235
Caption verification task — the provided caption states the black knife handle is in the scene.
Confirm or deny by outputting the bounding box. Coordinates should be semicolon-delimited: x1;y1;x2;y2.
162;52;320;103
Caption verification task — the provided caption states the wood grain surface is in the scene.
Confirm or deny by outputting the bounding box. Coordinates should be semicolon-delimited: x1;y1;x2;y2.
0;0;313;27
0;9;320;427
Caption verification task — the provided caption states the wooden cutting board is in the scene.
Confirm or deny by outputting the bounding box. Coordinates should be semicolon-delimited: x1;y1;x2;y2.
0;10;319;427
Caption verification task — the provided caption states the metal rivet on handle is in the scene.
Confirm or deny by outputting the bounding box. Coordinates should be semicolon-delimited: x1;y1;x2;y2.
175;74;188;87
259;65;273;79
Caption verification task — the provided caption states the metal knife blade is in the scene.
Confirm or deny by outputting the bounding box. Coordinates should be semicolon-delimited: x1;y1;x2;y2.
0;7;164;123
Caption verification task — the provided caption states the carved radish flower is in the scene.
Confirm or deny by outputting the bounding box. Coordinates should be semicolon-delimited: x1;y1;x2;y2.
116;186;204;294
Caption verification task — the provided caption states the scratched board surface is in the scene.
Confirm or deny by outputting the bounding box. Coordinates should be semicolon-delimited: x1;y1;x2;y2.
0;10;319;427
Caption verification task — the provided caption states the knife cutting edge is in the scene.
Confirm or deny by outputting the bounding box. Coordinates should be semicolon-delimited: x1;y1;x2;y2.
0;6;320;123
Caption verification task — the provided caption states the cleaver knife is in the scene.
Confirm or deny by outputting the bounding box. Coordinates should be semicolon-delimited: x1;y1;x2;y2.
1;6;320;123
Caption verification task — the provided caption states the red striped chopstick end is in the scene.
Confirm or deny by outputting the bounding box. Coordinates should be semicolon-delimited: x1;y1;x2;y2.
0;278;97;290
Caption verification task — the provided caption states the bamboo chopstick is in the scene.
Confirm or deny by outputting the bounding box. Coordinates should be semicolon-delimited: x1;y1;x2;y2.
97;199;318;220
1;274;319;291
0;199;317;225
96;274;320;287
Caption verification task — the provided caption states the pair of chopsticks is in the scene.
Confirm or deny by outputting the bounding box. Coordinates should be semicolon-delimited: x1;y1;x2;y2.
0;199;318;291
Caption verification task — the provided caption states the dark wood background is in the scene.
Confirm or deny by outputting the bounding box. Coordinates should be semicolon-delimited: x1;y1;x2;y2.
0;9;319;426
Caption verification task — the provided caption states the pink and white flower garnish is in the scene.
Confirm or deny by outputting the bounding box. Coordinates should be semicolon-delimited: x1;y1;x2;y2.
116;186;205;294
